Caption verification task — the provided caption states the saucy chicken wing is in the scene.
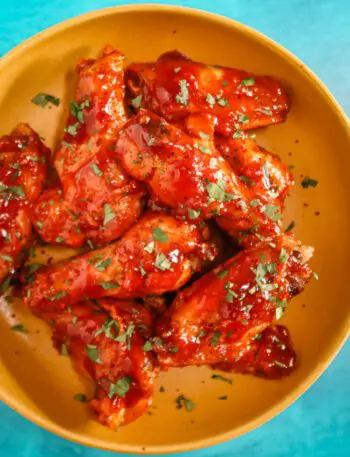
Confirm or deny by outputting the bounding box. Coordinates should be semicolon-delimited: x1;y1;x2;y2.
43;299;156;428
214;325;296;379
126;51;289;136
0;124;49;284
156;234;312;368
115;110;281;246
32;46;145;248
24;211;216;315
215;132;293;206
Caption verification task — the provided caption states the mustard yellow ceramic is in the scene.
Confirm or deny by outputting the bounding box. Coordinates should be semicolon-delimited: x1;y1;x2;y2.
0;5;349;454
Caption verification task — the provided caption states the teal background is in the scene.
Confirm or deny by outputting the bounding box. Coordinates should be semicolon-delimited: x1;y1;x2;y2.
0;1;349;456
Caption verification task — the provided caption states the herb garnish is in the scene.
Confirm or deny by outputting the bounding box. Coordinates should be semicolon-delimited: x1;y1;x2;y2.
32;93;60;108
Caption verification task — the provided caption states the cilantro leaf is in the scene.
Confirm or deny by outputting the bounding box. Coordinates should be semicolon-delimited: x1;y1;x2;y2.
32;93;60;107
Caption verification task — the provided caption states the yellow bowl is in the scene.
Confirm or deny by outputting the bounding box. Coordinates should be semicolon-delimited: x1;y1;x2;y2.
0;5;349;454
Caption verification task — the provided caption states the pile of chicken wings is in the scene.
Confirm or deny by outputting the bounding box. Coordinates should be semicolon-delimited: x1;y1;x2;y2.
0;46;314;429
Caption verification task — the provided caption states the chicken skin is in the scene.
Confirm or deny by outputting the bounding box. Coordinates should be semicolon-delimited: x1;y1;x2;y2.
42;299;156;429
115;110;281;246
156;234;312;368
0;124;50;285
126;51;289;137
215;132;294;238
24;211;216;315
214;325;296;379
32;46;145;248
215;132;293;207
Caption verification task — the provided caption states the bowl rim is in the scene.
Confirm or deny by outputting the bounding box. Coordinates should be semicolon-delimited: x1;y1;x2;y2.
0;3;349;454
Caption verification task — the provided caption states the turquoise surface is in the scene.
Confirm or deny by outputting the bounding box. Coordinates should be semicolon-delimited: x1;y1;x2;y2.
0;1;349;456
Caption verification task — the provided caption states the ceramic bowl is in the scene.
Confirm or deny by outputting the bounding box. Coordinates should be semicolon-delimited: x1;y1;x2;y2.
0;5;349;454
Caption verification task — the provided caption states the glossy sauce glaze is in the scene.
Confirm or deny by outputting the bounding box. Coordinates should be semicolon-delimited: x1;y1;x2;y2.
24;211;216;315
214;325;296;379
1;47;316;431
32;46;145;248
126;51;289;136
0;124;50;283
115;110;281;247
44;299;156;428
156;234;312;368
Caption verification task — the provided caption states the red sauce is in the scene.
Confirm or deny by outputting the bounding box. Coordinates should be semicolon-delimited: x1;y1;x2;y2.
0;124;49;283
32;46;145;248
126;50;289;136
214;325;296;379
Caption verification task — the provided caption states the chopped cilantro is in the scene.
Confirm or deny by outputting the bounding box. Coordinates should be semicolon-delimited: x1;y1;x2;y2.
154;253;172;271
211;374;233;385
175;79;189;106
175;394;196;411
65;122;80;136
94;258;112;272
238;114;250;124
143;341;153;352
115;324;135;349
131;95;142;109
206;93;216;108
91;163;103;177
261;204;283;221
144;241;155;254
217;98;229;107
85;344;103;364
301;177;318;188
232;130;243;139
70;99;90;123
279;248;289;264
103;203;116;225
241;77;256;86
95;317;120;340
284;221;295;232
11;323;27;333
74;393;87;402
32;93;60;107
188;208;201;219
210;331;221;346
109;376;131;398
206;179;235;203
99;281;119;290
152;227;168;243
216;269;228;279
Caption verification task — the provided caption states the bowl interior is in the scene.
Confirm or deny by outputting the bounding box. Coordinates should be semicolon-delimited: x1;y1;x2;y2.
0;6;349;454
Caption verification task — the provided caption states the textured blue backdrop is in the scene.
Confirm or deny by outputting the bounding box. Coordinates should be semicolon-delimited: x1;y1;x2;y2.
0;1;349;456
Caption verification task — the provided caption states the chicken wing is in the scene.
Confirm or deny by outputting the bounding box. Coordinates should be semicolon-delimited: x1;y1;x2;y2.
126;51;289;136
156;234;312;368
42;299;156;429
55;45;127;186
115;110;281;246
215;132;294;239
31;46;145;248
0;124;49;285
214;325;296;379
24;211;216;315
215;132;293;206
